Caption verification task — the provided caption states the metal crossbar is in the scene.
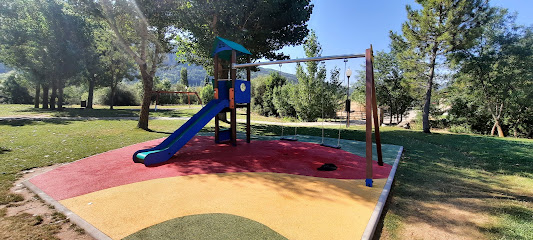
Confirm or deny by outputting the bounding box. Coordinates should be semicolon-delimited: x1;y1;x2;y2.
232;53;366;68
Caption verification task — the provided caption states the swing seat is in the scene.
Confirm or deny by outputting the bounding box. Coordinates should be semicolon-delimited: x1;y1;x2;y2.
320;143;341;149
280;137;298;141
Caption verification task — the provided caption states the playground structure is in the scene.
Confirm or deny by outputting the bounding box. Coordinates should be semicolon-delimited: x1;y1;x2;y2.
25;37;401;240
133;36;383;187
132;37;252;166
152;90;202;111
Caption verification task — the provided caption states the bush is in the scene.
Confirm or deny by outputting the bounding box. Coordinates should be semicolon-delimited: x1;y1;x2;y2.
95;84;139;106
63;85;86;105
199;85;214;104
272;84;296;117
449;124;474;134
251;73;287;117
0;73;33;104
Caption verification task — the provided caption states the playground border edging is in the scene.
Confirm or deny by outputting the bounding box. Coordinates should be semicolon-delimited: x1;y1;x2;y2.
19;141;148;240
361;146;404;240
22;180;111;240
23;180;112;240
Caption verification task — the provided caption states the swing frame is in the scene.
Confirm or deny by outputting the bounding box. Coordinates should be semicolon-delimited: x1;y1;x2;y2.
233;47;383;187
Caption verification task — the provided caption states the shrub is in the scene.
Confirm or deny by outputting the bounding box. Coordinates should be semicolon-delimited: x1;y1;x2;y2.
252;73;287;117
449;124;474;134
199;85;214;104
273;84;296;117
0;73;33;104
95;84;139;106
63;85;86;105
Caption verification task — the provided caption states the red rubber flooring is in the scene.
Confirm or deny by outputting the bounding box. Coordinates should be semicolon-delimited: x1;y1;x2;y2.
30;136;391;201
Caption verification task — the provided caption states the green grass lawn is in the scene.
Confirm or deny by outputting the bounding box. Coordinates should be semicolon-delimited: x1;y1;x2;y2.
0;105;531;239
0;104;294;122
0;104;198;118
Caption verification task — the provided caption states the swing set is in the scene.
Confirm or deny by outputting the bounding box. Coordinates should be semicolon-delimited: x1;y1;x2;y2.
232;46;383;187
152;90;202;111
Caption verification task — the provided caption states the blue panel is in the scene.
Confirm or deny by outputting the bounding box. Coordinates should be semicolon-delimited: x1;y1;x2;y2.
213;79;249;103
217;80;230;100
219;130;231;142
234;80;251;104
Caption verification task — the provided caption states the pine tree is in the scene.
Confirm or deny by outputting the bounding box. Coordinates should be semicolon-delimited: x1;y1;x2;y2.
399;0;492;133
180;67;188;87
292;30;327;121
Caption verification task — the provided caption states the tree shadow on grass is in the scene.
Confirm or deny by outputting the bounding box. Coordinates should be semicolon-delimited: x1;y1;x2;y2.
0;119;73;127
381;130;533;177
369;130;533;238
145;128;173;135
16;108;138;118
0;147;11;155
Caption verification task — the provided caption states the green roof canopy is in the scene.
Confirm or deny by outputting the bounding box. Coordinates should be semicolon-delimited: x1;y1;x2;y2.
211;36;251;60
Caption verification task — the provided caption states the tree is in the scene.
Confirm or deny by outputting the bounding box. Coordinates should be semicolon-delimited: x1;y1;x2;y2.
180;67;188;87
292;30;327;121
0;73;33;104
321;67;345;119
71;0;181;129
1;0;91;110
103;47;136;109
175;0;313;71
398;0;492;133
44;1;89;110
0;0;50;108
88;27;137;110
272;84;296;118
365;50;415;124
251;73;287;117
199;84;214;104
450;10;533;137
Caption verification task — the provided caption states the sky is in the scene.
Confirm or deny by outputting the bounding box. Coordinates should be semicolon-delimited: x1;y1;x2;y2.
261;0;533;80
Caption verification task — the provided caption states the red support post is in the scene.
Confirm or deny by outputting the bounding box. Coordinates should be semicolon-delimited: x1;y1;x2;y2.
365;48;374;187
246;55;251;143
230;50;237;146
214;54;220;143
370;48;383;166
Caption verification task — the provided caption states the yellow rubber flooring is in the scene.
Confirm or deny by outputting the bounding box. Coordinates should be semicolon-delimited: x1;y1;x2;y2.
60;172;386;240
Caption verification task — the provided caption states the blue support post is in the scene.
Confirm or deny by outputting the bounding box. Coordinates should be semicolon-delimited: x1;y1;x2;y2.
365;179;373;187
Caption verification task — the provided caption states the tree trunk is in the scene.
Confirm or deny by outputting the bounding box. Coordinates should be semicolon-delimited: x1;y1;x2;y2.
489;103;505;137
87;77;95;109
137;64;153;130
495;120;504;137
34;84;40;108
50;81;57;110
57;86;64;111
110;86;115;110
42;84;49;109
423;77;434;133
423;47;438;133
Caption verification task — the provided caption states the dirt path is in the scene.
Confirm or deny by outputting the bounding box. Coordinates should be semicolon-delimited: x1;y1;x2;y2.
1;165;93;240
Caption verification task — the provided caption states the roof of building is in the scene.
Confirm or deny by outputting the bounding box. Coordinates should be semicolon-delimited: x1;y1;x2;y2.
211;36;251;60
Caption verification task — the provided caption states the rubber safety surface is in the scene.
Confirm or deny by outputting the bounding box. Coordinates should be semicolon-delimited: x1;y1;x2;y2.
28;136;398;240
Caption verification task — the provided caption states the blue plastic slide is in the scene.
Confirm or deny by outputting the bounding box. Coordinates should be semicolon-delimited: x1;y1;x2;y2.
133;99;229;166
